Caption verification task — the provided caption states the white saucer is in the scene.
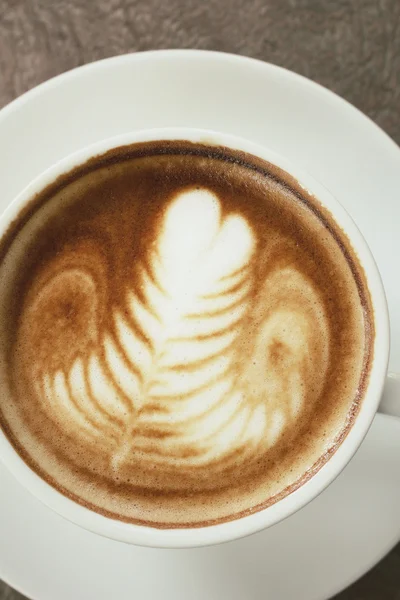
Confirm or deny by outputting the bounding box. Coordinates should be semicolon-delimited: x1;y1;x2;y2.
0;51;399;599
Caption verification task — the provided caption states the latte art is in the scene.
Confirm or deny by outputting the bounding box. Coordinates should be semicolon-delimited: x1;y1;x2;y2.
0;141;373;527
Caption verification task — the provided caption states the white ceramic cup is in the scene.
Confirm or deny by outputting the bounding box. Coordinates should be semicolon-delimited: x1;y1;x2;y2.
0;128;397;549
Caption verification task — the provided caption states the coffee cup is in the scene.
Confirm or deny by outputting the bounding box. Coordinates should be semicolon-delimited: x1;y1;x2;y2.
0;128;396;548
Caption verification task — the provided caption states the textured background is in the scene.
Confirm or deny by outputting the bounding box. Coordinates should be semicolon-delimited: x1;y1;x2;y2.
0;0;399;598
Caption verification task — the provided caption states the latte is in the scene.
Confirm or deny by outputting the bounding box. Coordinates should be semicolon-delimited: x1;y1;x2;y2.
0;141;373;527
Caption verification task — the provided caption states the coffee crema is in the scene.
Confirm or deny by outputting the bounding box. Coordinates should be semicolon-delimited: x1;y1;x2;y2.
0;141;373;527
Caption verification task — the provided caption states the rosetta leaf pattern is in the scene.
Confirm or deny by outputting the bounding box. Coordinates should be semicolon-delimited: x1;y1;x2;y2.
109;189;257;469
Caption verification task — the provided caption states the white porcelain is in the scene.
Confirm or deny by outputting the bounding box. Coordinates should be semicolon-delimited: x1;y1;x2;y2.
0;49;399;595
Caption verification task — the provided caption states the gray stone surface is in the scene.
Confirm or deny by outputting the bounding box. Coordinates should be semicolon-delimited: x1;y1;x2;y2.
0;0;399;598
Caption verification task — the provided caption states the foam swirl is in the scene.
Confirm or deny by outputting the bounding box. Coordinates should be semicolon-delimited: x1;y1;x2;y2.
15;187;330;482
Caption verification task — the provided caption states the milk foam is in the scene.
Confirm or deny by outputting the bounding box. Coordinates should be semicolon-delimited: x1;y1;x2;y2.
0;142;372;527
19;188;330;477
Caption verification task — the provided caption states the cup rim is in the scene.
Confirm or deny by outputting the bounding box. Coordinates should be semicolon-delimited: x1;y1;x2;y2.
0;127;390;548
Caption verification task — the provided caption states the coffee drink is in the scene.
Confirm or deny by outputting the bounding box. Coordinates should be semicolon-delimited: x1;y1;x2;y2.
0;141;373;528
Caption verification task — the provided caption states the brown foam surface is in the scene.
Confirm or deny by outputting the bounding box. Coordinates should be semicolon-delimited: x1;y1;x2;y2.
0;141;374;527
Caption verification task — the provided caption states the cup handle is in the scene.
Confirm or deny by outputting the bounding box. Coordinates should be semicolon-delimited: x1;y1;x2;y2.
379;372;400;418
